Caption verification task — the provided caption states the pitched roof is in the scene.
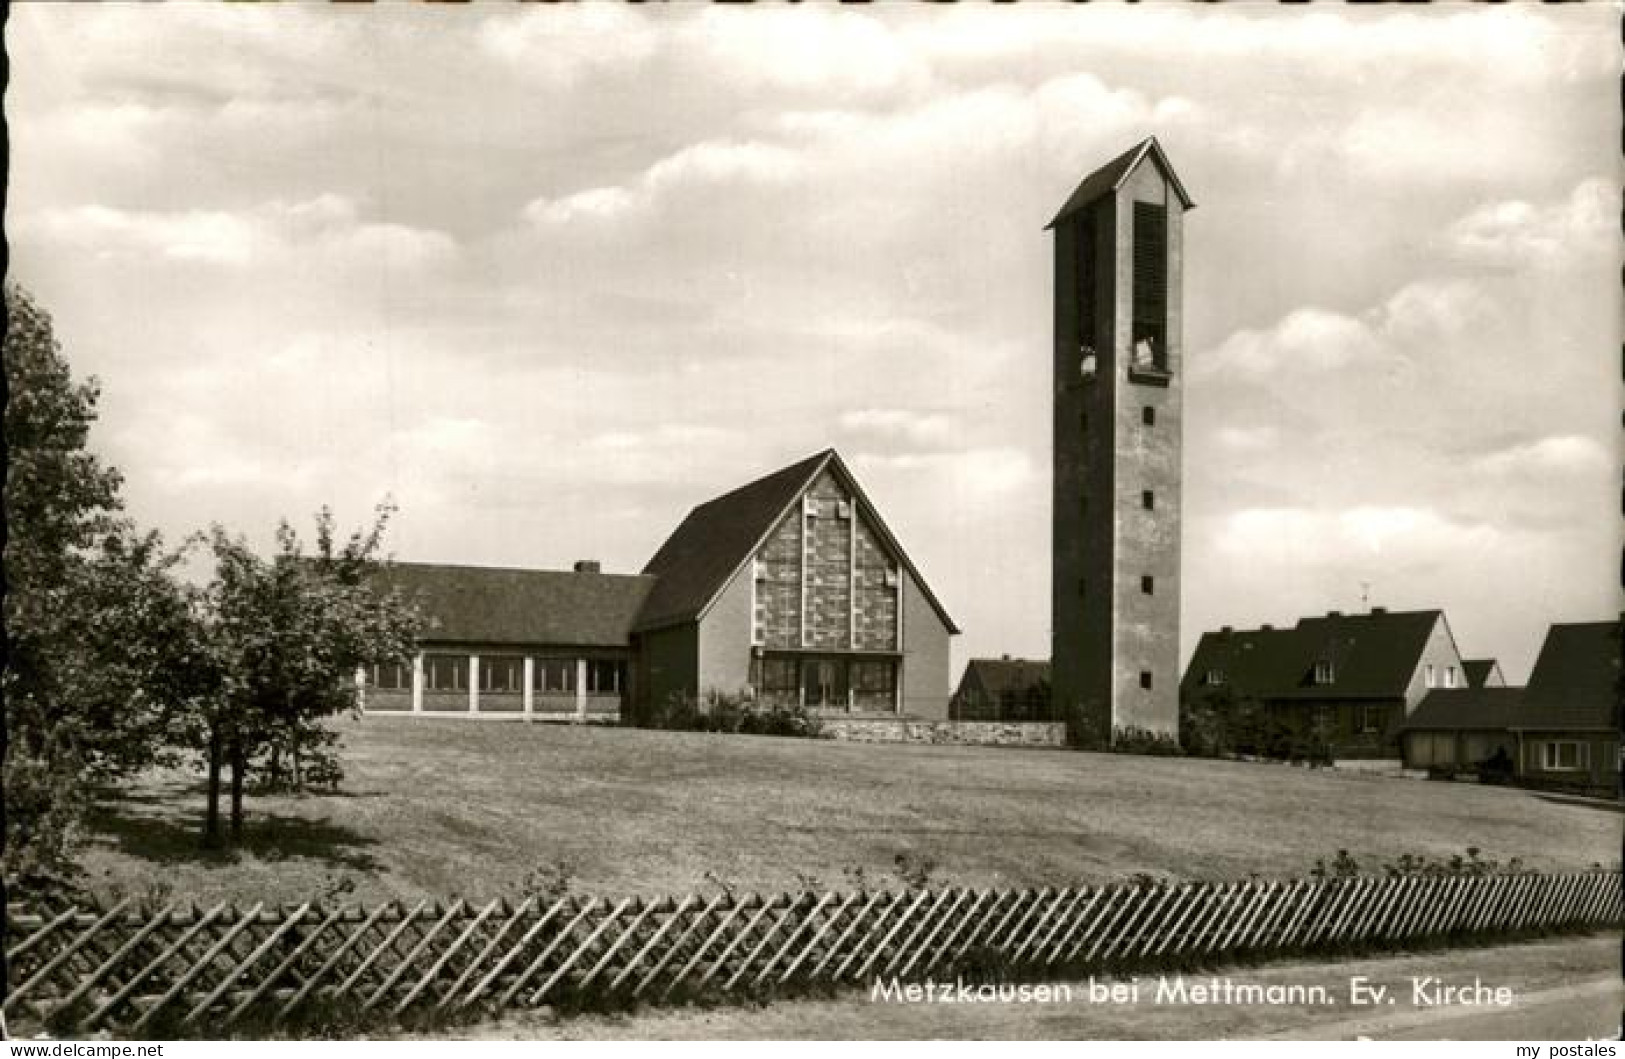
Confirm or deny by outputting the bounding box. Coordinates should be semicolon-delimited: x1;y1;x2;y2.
635;451;829;632
957;657;1051;700
1518;621;1621;731
1181;609;1443;701
1461;659;1496;688
635;449;958;635
1045;136;1195;230
375;561;655;648
1398;687;1527;732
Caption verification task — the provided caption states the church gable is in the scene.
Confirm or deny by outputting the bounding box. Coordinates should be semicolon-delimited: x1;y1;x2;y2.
751;468;901;653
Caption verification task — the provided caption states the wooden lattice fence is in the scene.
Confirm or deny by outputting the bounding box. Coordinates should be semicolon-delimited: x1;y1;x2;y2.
5;869;1619;1035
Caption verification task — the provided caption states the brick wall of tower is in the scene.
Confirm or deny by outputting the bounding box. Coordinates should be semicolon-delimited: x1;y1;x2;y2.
1051;201;1120;746
1051;152;1185;746
1106;162;1183;738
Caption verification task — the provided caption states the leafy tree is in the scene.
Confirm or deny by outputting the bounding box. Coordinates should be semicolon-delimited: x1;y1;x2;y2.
185;507;421;845
2;286;191;887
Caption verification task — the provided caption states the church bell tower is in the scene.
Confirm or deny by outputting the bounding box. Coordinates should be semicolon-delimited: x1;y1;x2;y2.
1048;137;1193;745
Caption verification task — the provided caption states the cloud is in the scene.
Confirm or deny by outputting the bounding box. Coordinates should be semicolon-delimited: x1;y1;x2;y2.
1443;177;1616;269
476;6;660;83
1473;434;1613;478
837;408;961;451
23;195;457;272
1196;277;1503;383
522;140;802;232
851;447;1035;497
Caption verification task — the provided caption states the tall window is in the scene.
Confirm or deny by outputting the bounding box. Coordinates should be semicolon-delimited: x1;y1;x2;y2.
803;658;848;708
760;657;798;701
424;654;468;692
588;660;625;695
852;659;896;711
1076;214;1097;348
1444;666;1457;688
1132;202;1168;371
1139;670;1153;690
1542;741;1585;771
533;658;575;693
1313;660;1334;685
480;656;523;694
371;661;411;690
1425;664;1435;688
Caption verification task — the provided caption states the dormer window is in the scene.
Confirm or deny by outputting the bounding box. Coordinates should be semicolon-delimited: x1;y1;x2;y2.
1313;660;1334;685
1204;669;1225;686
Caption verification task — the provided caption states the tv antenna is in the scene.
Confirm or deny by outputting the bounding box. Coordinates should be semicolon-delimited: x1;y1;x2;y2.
1360;581;1372;608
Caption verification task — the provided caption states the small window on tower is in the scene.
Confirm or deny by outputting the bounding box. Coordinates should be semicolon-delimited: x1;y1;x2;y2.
1140;671;1153;690
1141;575;1154;595
1142;490;1155;511
1142;406;1156;427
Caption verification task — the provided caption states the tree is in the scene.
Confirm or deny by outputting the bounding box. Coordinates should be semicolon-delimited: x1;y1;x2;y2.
2;286;190;888
185;506;421;846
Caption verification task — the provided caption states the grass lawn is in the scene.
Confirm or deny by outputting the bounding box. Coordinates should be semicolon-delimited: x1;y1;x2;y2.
75;716;1622;907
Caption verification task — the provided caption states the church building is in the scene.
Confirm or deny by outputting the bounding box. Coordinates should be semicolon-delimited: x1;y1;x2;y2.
361;449;958;721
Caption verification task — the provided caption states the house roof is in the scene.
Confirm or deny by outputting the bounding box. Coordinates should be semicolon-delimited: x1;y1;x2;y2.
1398;687;1527;732
1045;136;1195;230
1462;659;1500;689
635;448;958;635
1181;609;1444;701
1517;621;1621;731
957;657;1051;700
375;561;655;649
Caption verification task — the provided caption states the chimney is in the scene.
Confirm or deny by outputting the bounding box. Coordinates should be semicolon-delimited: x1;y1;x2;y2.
1371;606;1388;615
1327;610;1342;618
1001;653;1011;661
1261;624;1274;631
573;560;602;574
1220;625;1234;635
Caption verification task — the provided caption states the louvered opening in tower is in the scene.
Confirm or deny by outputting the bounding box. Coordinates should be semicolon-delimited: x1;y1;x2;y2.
1131;202;1168;373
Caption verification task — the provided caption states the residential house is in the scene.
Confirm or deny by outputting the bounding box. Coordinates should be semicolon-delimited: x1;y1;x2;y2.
950;657;1052;722
1179;608;1468;758
1397;621;1619;798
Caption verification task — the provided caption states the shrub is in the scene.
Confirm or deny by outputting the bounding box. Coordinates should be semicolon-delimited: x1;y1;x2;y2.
1111;727;1185;756
640;690;823;738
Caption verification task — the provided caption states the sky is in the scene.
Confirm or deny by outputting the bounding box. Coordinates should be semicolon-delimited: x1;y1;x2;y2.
7;4;1620;683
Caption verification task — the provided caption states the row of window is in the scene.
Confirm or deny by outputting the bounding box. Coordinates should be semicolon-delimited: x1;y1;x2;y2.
757;655;897;707
370;656;626;695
